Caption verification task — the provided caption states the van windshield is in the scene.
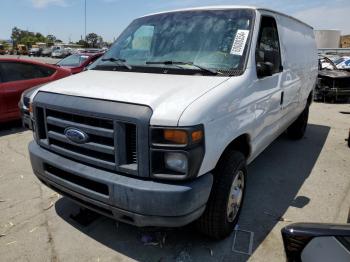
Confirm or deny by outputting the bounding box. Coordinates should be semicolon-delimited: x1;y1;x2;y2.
92;9;254;76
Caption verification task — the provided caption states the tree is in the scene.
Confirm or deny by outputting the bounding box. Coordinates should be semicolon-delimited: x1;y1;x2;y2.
76;39;88;48
86;33;103;48
11;27;21;47
46;34;56;43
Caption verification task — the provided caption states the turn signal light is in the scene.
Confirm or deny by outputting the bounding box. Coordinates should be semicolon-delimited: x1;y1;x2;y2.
164;130;188;144
29;103;33;113
191;130;203;143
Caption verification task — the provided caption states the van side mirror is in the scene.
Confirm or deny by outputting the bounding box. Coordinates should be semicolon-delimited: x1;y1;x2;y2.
257;61;274;78
281;223;350;262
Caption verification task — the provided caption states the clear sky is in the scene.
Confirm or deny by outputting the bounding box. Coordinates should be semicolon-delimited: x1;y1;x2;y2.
1;0;349;43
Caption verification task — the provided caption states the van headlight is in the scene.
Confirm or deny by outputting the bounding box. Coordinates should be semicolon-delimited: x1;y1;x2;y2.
150;125;205;180
164;152;188;173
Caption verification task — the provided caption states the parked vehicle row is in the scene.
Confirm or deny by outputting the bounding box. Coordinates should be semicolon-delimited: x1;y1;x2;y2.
0;58;71;123
15;52;103;127
1;50;104;125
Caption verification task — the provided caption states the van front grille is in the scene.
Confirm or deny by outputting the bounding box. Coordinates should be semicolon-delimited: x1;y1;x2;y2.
35;107;138;174
32;92;152;177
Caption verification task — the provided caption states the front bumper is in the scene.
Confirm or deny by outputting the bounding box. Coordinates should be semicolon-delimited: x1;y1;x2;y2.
20;108;32;129
29;141;213;227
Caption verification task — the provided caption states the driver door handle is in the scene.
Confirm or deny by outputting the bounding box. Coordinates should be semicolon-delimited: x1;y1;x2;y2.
280;91;284;106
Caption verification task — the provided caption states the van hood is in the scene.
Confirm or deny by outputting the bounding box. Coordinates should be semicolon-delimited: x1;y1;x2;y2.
36;70;229;126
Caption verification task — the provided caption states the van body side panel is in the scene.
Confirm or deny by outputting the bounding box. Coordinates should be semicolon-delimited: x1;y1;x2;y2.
178;72;256;175
275;13;318;131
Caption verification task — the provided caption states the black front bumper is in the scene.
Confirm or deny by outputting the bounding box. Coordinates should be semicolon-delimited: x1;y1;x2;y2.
29;141;213;227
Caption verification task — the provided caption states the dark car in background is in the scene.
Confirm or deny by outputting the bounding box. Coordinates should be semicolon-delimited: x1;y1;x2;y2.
0;44;6;55
0;58;71;124
56;52;103;74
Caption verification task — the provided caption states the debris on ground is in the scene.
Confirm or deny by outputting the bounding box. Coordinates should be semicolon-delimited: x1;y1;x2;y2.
232;226;254;256
279;217;292;222
0;199;6;203
141;234;159;246
29;227;38;233
49;193;60;199
140;231;167;248
204;246;213;256
43;201;54;210
5;241;17;246
175;250;192;262
0;234;6;238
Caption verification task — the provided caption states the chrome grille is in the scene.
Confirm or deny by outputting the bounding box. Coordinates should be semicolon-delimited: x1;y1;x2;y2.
36;107;138;174
32;92;152;178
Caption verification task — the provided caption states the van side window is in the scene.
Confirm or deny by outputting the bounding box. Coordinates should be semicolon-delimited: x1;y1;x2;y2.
256;16;282;75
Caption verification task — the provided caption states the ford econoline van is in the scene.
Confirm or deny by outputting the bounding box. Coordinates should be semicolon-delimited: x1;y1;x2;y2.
28;6;317;239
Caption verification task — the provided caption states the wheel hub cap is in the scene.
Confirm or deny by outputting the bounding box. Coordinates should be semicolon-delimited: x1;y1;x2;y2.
227;170;244;222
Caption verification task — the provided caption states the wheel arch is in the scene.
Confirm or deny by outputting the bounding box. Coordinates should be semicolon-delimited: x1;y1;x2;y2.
215;134;251;170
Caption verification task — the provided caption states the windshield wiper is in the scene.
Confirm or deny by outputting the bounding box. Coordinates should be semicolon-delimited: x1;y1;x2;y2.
101;57;132;70
145;61;220;75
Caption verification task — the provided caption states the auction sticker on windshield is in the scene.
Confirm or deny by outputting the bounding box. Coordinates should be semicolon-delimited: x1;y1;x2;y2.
230;30;249;56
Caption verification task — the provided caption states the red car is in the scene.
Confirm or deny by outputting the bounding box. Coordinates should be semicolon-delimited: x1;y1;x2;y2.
0;58;71;123
56;52;103;74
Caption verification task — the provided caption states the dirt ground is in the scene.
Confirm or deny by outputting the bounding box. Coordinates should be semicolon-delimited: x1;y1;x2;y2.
0;102;349;262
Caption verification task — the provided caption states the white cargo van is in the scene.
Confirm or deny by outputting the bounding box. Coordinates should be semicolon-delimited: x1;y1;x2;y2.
28;6;317;239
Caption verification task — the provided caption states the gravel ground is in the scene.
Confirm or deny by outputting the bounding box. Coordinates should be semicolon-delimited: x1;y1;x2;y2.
0;102;349;262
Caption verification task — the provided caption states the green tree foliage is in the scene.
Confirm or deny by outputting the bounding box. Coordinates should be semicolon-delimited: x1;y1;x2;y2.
10;27;58;47
46;34;56;43
86;33;103;48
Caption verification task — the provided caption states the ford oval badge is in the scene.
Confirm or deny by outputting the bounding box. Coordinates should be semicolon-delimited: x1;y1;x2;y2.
64;128;89;144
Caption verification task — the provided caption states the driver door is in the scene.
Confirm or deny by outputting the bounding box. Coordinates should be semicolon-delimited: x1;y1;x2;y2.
250;15;284;158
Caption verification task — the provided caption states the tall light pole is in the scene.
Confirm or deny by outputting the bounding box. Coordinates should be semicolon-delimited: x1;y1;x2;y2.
84;0;87;41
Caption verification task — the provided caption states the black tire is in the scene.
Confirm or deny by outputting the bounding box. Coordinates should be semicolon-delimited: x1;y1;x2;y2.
287;104;309;140
195;150;247;239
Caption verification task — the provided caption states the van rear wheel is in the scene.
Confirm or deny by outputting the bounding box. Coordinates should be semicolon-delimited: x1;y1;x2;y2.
195;150;246;239
287;105;309;140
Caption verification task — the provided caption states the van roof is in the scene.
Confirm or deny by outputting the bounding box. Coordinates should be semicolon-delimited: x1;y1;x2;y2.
142;6;313;29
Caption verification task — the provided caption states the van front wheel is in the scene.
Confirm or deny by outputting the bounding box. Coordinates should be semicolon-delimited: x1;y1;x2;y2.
287;105;309;140
195;150;246;239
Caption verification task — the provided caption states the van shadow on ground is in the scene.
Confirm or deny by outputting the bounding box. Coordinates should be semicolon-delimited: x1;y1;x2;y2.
55;123;330;262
